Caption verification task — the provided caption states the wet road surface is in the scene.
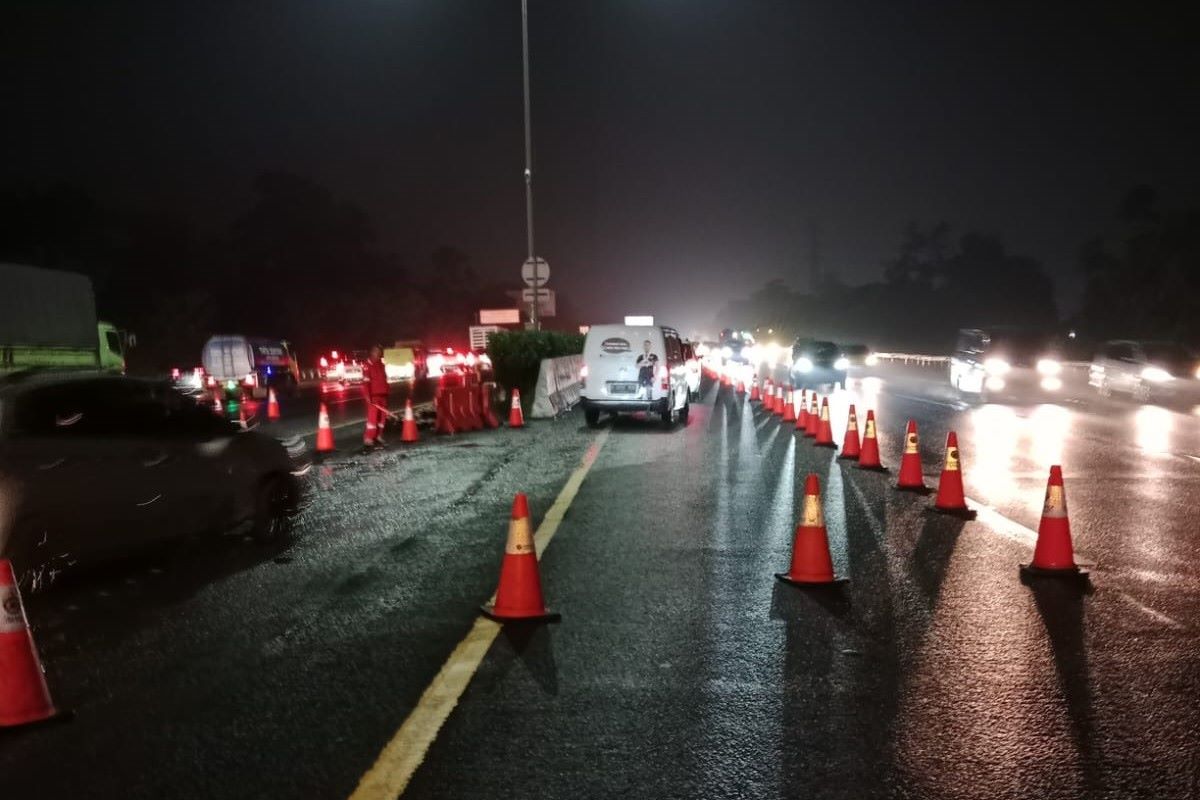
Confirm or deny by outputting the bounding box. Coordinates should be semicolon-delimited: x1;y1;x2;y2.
2;366;1199;799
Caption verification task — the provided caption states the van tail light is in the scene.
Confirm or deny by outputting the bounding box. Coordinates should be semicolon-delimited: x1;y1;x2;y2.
580;364;588;388
659;364;669;390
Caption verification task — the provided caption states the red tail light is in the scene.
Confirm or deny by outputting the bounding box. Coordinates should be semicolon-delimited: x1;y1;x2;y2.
580;364;588;388
331;350;339;360
659;364;669;390
319;356;329;368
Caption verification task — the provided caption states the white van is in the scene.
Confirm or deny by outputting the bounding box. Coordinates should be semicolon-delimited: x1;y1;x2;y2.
580;324;691;428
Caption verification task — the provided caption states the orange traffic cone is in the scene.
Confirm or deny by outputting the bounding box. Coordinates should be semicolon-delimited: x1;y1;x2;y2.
763;379;775;413
480;494;560;622
856;410;887;471
400;399;420;443
238;404;249;430
803;394;819;437
736;376;746;396
749;378;761;403
896;420;929;492
267;388;281;421
0;560;59;728
932;432;975;518
435;390;457;435
796;389;809;431
315;403;335;453
782;386;796;422
775;475;847;587
838;404;861;460
814;397;837;448
508;388;525;428
1021;466;1088;580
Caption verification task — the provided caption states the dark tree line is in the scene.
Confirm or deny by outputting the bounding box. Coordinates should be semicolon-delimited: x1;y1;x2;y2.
0;172;527;372
718;225;1059;352
1077;186;1200;344
718;186;1200;353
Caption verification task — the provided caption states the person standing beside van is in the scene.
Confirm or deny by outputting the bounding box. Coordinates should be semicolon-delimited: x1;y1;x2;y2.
636;340;659;401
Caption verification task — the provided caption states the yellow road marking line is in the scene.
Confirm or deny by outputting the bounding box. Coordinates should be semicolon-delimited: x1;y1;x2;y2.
349;428;610;800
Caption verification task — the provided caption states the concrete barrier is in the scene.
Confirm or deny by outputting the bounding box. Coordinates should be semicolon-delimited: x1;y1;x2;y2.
530;354;584;419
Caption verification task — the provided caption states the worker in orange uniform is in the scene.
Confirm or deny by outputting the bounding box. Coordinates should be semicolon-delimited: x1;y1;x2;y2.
361;344;390;449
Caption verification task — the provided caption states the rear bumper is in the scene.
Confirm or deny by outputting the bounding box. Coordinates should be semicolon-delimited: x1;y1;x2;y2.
581;397;667;414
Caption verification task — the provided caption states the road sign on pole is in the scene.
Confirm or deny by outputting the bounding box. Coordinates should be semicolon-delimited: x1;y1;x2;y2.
520;287;556;317
521;258;550;288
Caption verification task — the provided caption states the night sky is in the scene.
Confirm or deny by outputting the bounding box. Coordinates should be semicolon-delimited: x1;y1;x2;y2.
5;2;1198;333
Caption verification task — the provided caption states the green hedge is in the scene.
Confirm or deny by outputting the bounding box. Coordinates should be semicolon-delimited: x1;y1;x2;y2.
487;330;584;409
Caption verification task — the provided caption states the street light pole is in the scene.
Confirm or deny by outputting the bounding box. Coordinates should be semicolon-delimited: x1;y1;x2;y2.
521;0;539;331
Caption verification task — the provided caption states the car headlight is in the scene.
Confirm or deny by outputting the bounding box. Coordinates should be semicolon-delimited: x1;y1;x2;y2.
984;358;1010;376
834;357;850;370
721;346;733;359
1141;366;1173;383
1036;358;1062;376
794;357;813;373
1194;365;1200;380
865;354;878;367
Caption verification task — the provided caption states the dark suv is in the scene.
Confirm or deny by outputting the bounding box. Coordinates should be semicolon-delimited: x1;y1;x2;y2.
790;339;848;389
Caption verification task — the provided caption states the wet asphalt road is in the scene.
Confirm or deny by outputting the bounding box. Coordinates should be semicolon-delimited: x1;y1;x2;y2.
3;366;1199;799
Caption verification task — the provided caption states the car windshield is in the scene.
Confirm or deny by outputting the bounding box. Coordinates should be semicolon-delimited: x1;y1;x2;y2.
1141;342;1194;365
799;341;838;359
987;331;1059;359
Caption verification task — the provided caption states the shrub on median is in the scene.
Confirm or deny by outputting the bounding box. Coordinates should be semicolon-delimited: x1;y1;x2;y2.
487;330;584;410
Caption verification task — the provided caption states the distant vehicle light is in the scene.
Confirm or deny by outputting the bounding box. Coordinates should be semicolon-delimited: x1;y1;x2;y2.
1194;365;1200;380
580;364;589;378
319;356;329;368
865;354;879;367
1036;358;1062;376
480;354;492;366
1142;366;1173;383
331;350;339;360
695;344;709;357
985;376;1006;391
984;358;1010;376
721;346;733;360
465;353;477;366
171;368;181;380
243;374;256;387
834;357;850;371
1040;376;1063;391
794;357;814;373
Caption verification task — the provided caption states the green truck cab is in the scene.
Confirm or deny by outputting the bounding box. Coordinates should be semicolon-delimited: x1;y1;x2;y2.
0;263;132;376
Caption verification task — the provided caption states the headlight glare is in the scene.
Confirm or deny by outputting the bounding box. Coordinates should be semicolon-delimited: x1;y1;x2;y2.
984;358;1010;376
834;357;850;370
1037;358;1062;376
1141;366;1173;383
794;357;813;373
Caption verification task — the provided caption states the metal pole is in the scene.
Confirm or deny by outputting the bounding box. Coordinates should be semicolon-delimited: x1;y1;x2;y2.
522;0;538;331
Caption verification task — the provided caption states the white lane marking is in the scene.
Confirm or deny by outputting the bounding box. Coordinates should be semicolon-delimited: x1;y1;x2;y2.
1187;455;1200;465
965;495;1186;630
349;429;610;800
1115;593;1186;630
847;471;885;536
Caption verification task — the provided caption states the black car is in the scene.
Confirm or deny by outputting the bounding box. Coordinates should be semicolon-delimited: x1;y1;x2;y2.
790;339;848;389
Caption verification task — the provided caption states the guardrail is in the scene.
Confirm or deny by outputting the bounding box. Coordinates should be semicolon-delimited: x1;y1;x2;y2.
873;353;1090;369
873;352;949;366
